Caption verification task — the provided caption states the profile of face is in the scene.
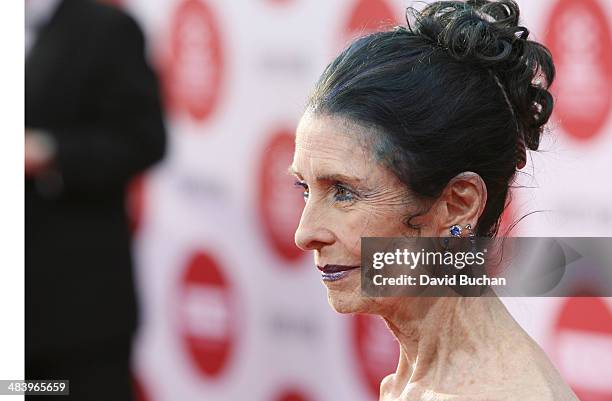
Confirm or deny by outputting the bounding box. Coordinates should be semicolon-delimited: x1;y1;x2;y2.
290;112;410;315
290;112;487;315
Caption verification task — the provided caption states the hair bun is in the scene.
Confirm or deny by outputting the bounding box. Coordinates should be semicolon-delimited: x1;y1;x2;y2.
406;0;555;159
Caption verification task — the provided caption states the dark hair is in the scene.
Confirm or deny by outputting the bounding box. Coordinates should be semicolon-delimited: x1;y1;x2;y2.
307;0;555;237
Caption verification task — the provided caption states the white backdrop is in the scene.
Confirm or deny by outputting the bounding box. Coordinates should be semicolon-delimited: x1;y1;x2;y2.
106;0;612;399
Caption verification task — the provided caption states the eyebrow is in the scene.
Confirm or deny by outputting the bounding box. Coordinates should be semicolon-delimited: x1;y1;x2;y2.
287;165;362;184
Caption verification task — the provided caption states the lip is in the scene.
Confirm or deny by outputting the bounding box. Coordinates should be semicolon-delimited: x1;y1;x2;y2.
318;264;360;274
320;269;359;282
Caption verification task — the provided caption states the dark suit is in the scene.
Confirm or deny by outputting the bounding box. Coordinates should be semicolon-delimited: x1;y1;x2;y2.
25;0;165;399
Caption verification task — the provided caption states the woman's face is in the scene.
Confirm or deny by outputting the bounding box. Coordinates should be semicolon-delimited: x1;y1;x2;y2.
290;112;431;314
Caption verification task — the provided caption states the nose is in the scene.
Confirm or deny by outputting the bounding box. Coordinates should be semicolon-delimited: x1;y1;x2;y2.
294;203;335;251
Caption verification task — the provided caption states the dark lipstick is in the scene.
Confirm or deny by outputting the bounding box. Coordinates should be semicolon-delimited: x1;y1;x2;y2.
318;264;360;273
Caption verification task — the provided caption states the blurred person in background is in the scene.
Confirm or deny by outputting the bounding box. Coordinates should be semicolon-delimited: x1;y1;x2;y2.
25;0;166;399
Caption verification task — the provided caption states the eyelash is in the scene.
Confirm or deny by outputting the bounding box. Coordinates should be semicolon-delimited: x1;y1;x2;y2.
293;181;356;203
294;181;309;201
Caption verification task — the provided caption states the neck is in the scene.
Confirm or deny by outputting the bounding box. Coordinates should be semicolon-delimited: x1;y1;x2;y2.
380;295;518;395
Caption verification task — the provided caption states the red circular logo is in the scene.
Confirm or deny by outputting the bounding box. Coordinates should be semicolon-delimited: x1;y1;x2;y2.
545;0;612;141
178;251;235;378
258;129;306;263
274;389;313;401
344;0;397;41
552;297;612;400
353;313;400;398
163;0;223;121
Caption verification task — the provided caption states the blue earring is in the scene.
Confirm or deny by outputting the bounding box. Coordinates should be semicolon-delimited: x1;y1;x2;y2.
450;224;463;237
449;223;475;238
445;224;476;250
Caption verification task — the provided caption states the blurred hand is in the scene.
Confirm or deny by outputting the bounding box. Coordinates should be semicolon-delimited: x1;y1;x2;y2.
25;129;56;177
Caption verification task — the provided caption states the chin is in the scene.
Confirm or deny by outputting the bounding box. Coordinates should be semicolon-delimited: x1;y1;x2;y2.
322;269;386;314
326;286;374;314
327;292;359;313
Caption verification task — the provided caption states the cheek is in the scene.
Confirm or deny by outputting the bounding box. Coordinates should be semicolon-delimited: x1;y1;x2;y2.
352;203;409;237
321;210;367;257
330;206;407;255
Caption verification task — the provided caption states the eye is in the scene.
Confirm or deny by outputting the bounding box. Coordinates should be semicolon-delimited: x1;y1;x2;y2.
294;180;309;202
333;184;355;202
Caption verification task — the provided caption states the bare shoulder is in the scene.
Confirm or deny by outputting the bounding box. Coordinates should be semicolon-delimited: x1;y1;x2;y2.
462;341;579;401
378;335;579;401
497;381;578;401
445;382;578;401
494;342;579;401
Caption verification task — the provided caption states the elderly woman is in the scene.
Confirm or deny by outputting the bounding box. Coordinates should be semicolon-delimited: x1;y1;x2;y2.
289;1;578;400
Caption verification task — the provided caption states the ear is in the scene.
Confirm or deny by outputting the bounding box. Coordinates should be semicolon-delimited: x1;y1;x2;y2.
430;172;488;236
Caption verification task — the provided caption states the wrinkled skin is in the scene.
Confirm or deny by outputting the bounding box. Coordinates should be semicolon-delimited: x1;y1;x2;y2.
290;112;579;401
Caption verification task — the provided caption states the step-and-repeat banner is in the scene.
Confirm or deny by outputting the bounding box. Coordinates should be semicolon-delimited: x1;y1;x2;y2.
107;0;611;400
